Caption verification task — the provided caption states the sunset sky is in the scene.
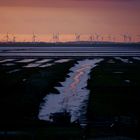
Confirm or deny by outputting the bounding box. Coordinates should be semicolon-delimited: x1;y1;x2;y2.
0;0;140;42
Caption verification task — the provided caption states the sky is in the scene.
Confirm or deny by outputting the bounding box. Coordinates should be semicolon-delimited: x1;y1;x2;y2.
0;0;140;42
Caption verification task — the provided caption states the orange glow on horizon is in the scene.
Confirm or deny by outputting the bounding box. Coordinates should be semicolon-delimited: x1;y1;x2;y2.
0;0;140;42
0;33;140;43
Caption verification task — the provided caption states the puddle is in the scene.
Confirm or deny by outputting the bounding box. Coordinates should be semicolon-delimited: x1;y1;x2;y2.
23;63;40;68
55;59;71;63
35;59;53;64
133;57;140;61
114;57;129;63
39;59;103;126
39;63;54;68
16;59;36;63
0;59;16;63
2;63;15;66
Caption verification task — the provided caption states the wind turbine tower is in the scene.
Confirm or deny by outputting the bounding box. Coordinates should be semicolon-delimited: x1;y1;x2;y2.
32;33;37;43
75;33;81;42
122;34;127;42
113;36;116;42
101;36;104;42
53;33;59;42
13;35;16;43
56;33;59;42
6;33;9;42
108;35;112;42
95;33;99;41
89;34;94;42
128;35;132;42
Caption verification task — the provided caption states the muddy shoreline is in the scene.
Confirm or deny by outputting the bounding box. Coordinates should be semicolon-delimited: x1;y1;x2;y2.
0;57;139;139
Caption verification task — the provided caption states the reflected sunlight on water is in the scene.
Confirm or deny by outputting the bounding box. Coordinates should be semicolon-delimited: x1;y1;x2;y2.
39;59;103;126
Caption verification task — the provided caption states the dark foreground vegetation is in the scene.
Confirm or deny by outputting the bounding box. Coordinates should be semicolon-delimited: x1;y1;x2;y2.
87;57;139;139
0;60;76;128
0;57;139;140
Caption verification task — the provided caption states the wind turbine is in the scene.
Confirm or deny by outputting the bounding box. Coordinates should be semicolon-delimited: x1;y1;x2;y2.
95;33;100;41
53;33;59;42
113;36;116;42
127;35;132;42
52;33;55;42
101;36;104;42
89;34;94;41
75;33;80;42
108;35;112;41
32;32;37;43
57;33;60;42
122;34;127;42
6;32;9;42
0;34;4;42
12;35;16;43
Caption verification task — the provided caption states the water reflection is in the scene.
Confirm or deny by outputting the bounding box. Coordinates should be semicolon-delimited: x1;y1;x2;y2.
38;59;103;126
